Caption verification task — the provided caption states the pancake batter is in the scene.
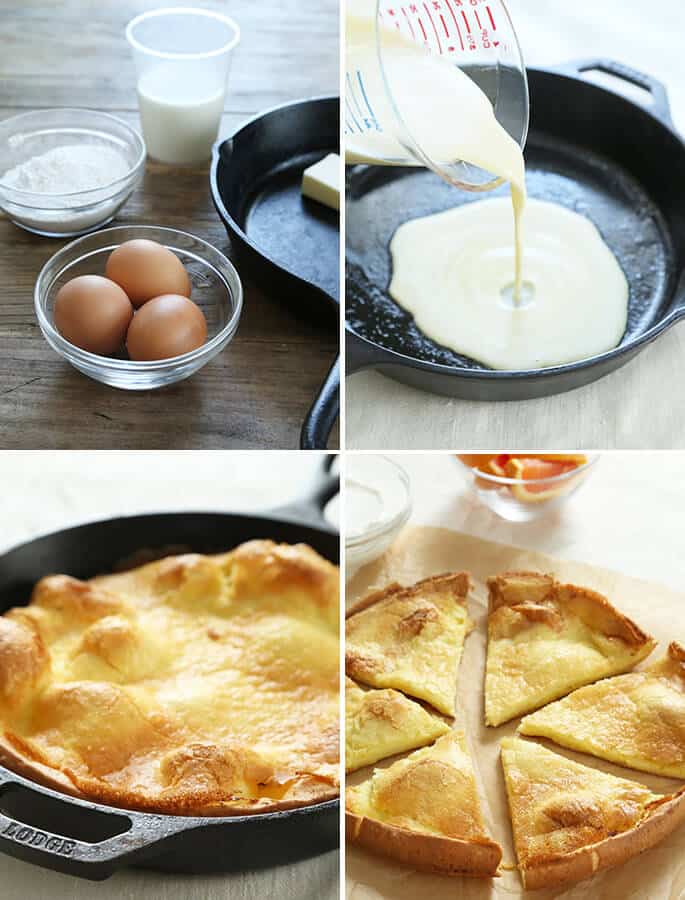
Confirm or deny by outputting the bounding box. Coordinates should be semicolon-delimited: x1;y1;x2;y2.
389;198;628;370
346;3;629;368
347;3;526;296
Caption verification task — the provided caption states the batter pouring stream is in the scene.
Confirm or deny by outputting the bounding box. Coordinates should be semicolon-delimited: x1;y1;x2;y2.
346;4;629;368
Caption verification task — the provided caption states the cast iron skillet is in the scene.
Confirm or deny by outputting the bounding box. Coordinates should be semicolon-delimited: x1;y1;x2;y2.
0;458;339;881
346;59;685;401
210;97;340;449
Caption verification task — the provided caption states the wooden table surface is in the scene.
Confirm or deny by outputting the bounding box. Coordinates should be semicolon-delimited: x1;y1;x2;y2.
346;0;685;451
0;0;339;449
0;450;340;900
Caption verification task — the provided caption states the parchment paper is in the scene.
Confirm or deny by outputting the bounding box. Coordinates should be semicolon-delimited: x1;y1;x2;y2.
346;525;685;900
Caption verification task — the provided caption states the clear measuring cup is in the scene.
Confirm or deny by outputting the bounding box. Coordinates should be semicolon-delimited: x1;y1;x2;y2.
345;0;529;190
126;7;240;166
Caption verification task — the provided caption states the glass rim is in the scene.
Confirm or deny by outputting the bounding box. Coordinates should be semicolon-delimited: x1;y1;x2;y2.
0;109;146;200
373;0;529;190
126;7;241;62
345;455;412;548
458;453;599;486
34;225;243;371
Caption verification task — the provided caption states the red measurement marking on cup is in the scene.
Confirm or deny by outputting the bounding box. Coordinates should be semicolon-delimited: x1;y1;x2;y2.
423;4;443;53
445;1;465;50
383;2;501;54
401;7;417;41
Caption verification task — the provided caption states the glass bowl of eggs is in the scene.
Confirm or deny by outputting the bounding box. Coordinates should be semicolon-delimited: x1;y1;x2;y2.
34;225;243;389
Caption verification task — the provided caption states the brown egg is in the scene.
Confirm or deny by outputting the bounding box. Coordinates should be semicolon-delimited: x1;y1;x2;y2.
126;294;208;361
105;239;191;308
54;275;134;356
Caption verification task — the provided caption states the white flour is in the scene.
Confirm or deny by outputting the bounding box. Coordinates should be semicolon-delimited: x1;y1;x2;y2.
1;144;129;194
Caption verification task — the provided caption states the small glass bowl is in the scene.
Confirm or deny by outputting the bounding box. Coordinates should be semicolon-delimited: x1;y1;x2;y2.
0;109;145;237
35;225;243;390
455;454;599;522
346;456;412;579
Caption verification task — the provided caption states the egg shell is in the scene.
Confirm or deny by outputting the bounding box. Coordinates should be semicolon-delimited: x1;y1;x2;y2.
105;239;191;308
126;294;208;361
54;275;134;356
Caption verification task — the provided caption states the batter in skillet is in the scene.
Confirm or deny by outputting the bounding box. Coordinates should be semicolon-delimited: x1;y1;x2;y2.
347;6;629;369
389;197;629;370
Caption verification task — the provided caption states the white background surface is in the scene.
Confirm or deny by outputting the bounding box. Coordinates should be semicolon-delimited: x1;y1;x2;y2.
377;451;685;591
0;451;339;900
345;0;685;450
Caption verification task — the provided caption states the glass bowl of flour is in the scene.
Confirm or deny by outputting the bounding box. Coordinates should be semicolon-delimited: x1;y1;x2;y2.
0;109;145;236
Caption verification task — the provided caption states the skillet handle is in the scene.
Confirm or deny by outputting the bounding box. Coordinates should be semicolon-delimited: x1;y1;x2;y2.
557;58;673;127
270;454;339;530
345;328;383;375
0;770;187;880
300;356;339;450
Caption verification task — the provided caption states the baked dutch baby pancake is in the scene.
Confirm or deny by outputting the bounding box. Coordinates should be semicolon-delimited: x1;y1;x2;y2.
501;736;685;890
346;572;472;717
485;571;655;725
0;540;340;815
346;730;502;877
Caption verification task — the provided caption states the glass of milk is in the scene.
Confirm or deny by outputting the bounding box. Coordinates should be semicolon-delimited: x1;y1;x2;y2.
126;8;240;166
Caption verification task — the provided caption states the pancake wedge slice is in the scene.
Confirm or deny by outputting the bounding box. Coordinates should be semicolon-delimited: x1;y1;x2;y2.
346;572;472;716
519;641;685;778
346;731;502;877
345;677;450;773
485;571;656;726
501;736;685;891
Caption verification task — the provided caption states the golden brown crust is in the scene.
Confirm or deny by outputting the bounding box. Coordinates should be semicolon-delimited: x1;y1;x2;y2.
0;541;339;816
521;784;685;890
346;731;501;877
501;736;685;890
485;571;656;727
519;640;685;778
662;641;685;677
345;810;502;877
345;573;471;717
346;572;470;619
487;571;654;647
487;571;555;614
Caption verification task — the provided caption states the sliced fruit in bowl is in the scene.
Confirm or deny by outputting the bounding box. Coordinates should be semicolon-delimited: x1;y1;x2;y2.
455;453;597;521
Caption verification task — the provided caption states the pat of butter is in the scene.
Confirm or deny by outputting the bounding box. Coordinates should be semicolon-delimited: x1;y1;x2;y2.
302;153;340;211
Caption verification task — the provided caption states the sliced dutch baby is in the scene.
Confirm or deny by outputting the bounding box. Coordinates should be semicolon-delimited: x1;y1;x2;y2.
519;641;685;778
501;736;685;890
347;731;502;877
345;677;450;772
346;572;472;716
485;571;656;726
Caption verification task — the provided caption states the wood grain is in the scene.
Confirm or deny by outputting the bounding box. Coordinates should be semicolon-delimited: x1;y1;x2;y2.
0;0;339;449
